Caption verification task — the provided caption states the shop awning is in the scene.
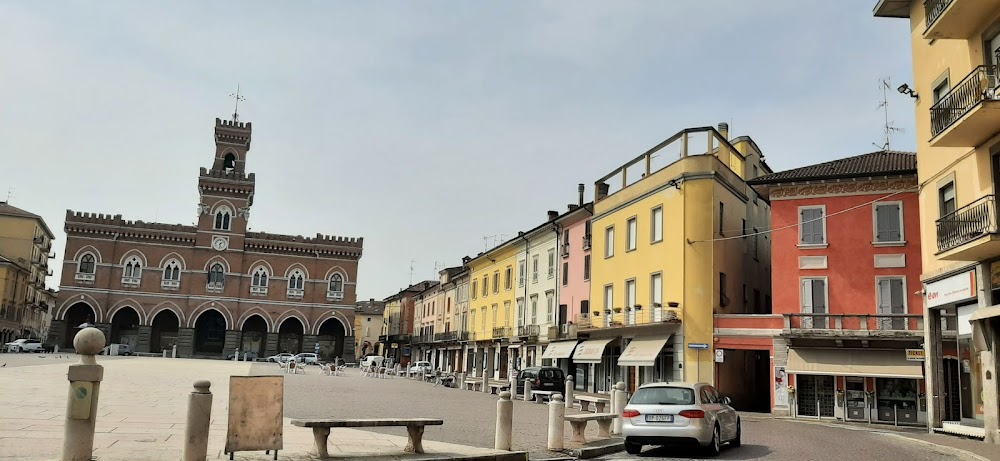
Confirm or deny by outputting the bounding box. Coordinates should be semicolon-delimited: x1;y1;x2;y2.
541;341;579;360
786;348;922;379
618;335;672;367
572;338;615;364
969;305;1000;322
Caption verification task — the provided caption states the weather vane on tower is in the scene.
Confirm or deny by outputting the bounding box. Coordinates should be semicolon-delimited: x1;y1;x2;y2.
230;85;246;122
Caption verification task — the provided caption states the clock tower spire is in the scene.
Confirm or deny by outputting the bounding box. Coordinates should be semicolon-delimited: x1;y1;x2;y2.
196;117;256;251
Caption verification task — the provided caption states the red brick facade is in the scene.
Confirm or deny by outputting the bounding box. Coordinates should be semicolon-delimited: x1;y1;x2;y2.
53;118;363;360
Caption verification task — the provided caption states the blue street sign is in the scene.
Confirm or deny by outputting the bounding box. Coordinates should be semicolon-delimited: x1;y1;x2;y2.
687;343;710;350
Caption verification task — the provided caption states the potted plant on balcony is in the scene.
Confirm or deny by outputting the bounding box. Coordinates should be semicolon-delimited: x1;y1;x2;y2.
613;306;623;313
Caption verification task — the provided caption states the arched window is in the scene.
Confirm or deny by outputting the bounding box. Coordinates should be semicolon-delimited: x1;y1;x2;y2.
163;260;181;281
329;274;343;293
288;270;304;290
214;207;232;231
223;153;236;172
208;263;226;286
78;254;96;274
123;256;142;278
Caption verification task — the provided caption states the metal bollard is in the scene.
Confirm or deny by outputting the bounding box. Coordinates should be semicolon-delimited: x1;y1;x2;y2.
524;378;533;402
565;375;575;409
547;393;565;450
495;391;513;451
816;399;821;420
612;381;627;435
62;328;106;461
183;381;213;461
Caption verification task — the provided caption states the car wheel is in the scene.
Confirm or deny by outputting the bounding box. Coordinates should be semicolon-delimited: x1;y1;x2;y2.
624;441;642;455
731;419;742;447
705;424;721;457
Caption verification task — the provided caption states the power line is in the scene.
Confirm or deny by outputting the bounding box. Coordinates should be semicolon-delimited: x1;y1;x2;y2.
689;190;913;243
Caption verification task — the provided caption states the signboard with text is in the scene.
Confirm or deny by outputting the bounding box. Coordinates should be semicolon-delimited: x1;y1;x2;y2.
905;349;925;361
925;270;976;308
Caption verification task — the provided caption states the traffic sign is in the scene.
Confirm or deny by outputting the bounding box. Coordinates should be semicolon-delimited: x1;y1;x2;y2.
688;343;710;350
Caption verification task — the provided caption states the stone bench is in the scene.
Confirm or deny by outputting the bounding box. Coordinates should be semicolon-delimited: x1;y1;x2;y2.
291;418;444;456
464;380;483;391
531;390;557;403
564;413;615;443
575;395;611;413
487;382;509;394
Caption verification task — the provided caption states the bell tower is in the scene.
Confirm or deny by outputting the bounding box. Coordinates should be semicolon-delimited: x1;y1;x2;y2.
196;118;256;250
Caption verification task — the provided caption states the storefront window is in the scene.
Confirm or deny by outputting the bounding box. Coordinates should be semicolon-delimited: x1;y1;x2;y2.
844;377;866;421
875;378;918;423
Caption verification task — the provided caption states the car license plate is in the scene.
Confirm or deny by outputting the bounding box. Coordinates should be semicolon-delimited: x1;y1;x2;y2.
645;414;673;423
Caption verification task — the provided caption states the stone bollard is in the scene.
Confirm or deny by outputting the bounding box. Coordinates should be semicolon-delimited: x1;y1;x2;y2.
547;393;565;450
406;364;412;378
509;372;518;398
54;345;59;353
481;370;489;394
495;391;513;451
62;327;106;461
523;378;533;402
565;375;575;409
172;344;177;358
233;350;239;362
612;381;627;435
162;349;167;358
458;372;465;389
183;381;213;461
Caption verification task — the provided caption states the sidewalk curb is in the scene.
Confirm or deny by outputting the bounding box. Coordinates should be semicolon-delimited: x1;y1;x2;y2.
563;439;624;459
772;417;989;461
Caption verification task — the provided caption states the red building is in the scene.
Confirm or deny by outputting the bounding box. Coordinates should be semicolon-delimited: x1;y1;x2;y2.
717;151;926;423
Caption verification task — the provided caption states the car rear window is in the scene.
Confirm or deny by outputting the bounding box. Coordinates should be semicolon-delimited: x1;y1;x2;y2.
540;369;563;380
630;387;696;405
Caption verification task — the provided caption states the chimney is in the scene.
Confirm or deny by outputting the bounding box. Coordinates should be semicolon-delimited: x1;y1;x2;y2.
547;210;559;221
595;182;610;201
578;183;585;206
718;122;729;141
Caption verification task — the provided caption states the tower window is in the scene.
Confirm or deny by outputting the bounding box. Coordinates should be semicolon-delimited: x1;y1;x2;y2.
223;153;236;172
214;207;232;231
163;260;181;281
208;263;225;286
123;256;142;278
252;266;269;287
288;270;305;290
329;274;344;293
78;254;96;274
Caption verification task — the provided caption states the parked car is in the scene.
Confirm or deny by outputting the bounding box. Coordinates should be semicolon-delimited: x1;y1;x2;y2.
4;339;43;353
621;382;740;456
101;344;134;356
360;355;385;369
515;367;565;396
267;353;294;363
294;353;319;365
227;351;259;361
410;361;432;374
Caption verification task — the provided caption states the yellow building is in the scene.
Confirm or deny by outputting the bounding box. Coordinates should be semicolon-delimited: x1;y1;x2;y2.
875;0;1000;442
466;239;519;380
582;124;771;394
0;202;55;343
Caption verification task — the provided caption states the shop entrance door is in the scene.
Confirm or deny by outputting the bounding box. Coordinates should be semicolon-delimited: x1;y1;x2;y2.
943;358;962;421
797;375;835;418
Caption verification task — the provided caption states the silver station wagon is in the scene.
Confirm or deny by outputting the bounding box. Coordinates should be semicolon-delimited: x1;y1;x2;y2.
621;382;741;456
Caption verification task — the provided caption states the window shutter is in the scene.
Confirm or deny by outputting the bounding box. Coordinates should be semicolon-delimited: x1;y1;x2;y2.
877;279;891;314
801;280;813;314
890;279;905;314
887;204;901;240
812;279;826;313
876;206;890;241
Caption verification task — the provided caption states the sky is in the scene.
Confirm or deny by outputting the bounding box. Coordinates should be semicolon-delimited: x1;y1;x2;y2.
0;1;916;300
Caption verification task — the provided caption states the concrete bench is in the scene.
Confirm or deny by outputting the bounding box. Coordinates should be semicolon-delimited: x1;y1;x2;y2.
564;413;615;443
487;382;509;394
575;395;611;413
291;418;444;456
531;390;557;403
464;380;483;391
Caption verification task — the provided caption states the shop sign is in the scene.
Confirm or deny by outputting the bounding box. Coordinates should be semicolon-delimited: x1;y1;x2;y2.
905;349;925;361
714;349;725;363
774;366;788;407
925;270;977;308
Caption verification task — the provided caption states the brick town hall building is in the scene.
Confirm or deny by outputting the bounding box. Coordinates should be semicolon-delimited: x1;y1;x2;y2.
50;118;363;360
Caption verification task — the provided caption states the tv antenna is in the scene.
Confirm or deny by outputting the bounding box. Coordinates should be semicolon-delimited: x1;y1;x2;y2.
5;187;13;203
875;78;904;151
409;259;416;285
434;261;445;274
230;84;246;122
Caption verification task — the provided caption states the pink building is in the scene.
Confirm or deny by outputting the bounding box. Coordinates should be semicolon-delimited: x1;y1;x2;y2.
555;185;593;388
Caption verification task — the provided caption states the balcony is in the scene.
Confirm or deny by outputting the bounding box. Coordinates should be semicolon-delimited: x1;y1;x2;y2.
161;280;181;290
582;235;591;250
206;282;225;293
936;194;1000;260
548;323;578;339
782;313;924;347
561;243;570;258
74;273;95;283
492;326;512;339
327;290;344;302
930;65;1000;147
286;288;304;299
120;277;141;288
517;325;540;338
250;286;268;295
923;0;1000;39
434;331;459;342
33;236;44;245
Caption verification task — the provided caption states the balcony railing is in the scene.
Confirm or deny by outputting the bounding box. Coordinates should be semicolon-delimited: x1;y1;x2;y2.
75;273;95;283
924;0;952;29
161;280;180;290
936;194;997;252
517;325;540;337
931;65;998;138
492;326;512;339
434;331;459;342
583;235;592;250
327;290;344;301
783;313;923;336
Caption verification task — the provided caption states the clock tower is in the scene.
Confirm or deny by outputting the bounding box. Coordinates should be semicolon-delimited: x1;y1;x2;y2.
196;118;256;251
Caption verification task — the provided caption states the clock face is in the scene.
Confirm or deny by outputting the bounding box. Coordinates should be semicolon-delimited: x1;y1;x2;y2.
212;237;228;251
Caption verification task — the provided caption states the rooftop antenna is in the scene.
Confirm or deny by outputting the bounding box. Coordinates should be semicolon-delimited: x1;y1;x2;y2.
409;259;415;285
229;84;246;122
5;187;13;203
875;77;904;151
434;261;445;274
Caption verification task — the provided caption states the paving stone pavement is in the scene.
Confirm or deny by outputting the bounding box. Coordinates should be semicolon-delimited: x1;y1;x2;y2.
0;356;523;460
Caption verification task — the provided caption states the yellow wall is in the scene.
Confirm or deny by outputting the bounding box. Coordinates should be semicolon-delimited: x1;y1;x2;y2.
467;243;519;340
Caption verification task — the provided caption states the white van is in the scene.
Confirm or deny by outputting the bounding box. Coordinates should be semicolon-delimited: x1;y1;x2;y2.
361;355;385;368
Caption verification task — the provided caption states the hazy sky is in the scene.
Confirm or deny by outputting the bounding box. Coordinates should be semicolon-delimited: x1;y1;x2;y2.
0;1;914;300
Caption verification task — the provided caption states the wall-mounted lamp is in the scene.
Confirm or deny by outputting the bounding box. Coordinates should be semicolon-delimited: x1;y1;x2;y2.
897;83;918;98
666;179;681;190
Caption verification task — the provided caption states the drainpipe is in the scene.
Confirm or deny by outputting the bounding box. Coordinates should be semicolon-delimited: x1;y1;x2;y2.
517;232;530;368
